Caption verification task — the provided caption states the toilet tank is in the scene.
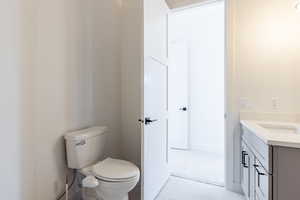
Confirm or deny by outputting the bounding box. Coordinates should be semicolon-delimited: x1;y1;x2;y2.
64;126;107;169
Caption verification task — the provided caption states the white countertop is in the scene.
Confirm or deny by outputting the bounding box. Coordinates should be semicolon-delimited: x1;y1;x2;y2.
241;120;300;149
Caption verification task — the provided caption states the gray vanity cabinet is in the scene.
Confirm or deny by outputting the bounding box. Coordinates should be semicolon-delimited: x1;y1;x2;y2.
273;147;300;200
241;126;300;200
241;127;272;200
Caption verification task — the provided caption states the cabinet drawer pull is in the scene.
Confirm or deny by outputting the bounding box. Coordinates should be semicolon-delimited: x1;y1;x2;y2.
242;151;249;168
254;164;266;187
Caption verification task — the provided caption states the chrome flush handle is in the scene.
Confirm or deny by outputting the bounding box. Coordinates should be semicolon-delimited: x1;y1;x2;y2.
76;139;86;146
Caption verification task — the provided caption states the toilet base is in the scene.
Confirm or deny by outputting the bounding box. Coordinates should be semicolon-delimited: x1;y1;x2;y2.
82;188;129;200
86;197;128;200
82;195;128;200
98;194;129;200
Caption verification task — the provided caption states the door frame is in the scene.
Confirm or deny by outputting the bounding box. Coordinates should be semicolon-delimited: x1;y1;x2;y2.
140;0;240;199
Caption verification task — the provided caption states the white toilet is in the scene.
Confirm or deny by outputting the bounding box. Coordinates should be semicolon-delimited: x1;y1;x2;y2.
64;127;140;200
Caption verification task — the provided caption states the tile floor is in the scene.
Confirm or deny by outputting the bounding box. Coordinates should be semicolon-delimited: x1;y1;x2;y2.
155;177;245;200
169;149;224;185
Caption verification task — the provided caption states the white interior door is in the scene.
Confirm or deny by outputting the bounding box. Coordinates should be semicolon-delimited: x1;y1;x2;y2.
143;58;169;200
143;0;169;199
168;41;189;149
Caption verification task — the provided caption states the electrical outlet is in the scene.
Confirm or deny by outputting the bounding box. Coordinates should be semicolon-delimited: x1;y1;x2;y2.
272;98;279;110
240;98;251;109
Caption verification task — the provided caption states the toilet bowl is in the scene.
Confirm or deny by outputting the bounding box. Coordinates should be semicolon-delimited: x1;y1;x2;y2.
81;158;140;200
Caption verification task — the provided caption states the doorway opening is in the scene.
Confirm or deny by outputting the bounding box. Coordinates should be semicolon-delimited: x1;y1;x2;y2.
168;0;225;186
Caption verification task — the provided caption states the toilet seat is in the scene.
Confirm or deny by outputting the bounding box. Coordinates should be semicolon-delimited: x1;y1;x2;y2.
91;158;140;182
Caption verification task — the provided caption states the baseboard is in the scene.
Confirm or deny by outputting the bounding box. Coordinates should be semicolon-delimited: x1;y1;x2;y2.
226;182;243;194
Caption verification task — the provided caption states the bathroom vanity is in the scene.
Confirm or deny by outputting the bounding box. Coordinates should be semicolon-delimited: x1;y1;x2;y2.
240;120;300;200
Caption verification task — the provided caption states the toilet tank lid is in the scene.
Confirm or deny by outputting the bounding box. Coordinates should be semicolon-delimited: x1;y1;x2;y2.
64;126;107;141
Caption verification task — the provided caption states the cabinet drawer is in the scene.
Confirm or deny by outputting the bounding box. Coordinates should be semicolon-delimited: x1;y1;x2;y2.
254;159;272;200
242;126;273;174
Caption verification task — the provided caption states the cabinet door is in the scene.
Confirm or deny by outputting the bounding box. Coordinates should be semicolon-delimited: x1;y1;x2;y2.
241;142;251;199
254;159;272;200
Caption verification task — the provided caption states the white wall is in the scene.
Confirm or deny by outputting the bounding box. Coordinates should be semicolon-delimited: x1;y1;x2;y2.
34;0;122;199
33;0;90;198
121;0;143;167
21;1;38;199
236;0;300;114
0;0;122;199
89;0;122;159
0;1;23;199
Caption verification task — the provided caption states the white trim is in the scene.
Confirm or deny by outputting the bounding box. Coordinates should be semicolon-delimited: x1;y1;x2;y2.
141;0;145;199
166;0;222;9
168;0;223;12
224;0;242;193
